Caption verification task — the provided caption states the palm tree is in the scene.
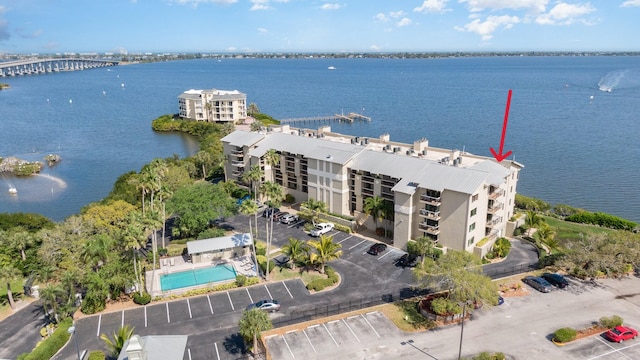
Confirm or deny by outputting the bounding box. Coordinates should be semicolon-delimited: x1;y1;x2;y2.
248;102;260;116
363;196;385;232
142;209;163;271
0;265;21;309
307;234;343;274
303;198;327;225
239;199;260;276
535;223;558;253
263;149;280;182
238;308;272;355
250;120;263;132
81;234;112;270
157;184;173;249
101;325;135;358
260;181;284;281
242;165;264;201
40;283;65;322
122;212;146;295
281;237;308;270
525;210;544;237
8;228;34;261
414;236;435;264
194;150;213;180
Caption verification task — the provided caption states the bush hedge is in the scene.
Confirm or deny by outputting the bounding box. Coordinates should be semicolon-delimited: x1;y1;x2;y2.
133;292;152;305
257;255;275;275
600;315;624;329
553;327;577;343
306;266;339;291
88;351;106;360
22;317;73;360
565;211;637;231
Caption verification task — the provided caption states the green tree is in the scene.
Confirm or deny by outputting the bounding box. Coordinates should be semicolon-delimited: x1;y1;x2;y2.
524;210;544;237
281;237;308;270
40;283;65;322
534;223;557;252
100;325;135;358
250;120;263;132
193;150;213;180
307;234;343;274
7;227;34;261
241;165;263;202
414;236;436;265
363;196;385;232
121;212;146;296
239;199;260;275
81;234;113;270
0;265;21;309
302;198;327;225
248;103;260;116
263;149;280;182
238;308;272;355
259;181;284;280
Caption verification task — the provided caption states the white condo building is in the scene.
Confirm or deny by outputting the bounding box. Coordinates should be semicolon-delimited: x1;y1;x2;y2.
221;125;523;254
178;89;247;123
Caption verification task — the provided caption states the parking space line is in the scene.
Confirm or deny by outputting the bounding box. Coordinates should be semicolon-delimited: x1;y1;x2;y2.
227;291;235;310
288;220;304;228
323;323;340;347
342;319;360;342
282;281;293;298
166;302;170;323
246;288;254;304
361;314;381;338
307;324;319;329
303;329;317;353
187;298;192;319
96;314;102;337
589;337;636;360
121;310;125;328
265;284;274;300
338;235;353;244
207;295;214;314
214;342;220;360
282;335;295;359
144;306;148;327
378;250;395;260
349;239;367;250
187;348;192;360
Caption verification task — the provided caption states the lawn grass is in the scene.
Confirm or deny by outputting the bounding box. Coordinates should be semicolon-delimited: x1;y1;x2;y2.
542;215;616;245
268;266;326;284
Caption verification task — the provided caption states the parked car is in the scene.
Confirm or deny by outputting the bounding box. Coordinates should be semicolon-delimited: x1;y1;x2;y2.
542;273;569;288
273;211;288;221
396;253;418;267
310;222;334;237
367;243;388;255
280;213;299;224
262;207;280;218
522;276;553;293
246;299;281;313
604;325;638;343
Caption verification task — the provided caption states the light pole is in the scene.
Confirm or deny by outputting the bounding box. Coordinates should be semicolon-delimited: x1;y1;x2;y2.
457;301;473;360
67;325;81;360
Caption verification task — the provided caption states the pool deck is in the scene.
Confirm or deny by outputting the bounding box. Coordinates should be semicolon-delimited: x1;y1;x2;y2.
145;255;258;298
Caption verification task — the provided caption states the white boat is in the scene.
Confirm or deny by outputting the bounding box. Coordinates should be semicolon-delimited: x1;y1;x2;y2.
8;187;17;195
328;66;336;70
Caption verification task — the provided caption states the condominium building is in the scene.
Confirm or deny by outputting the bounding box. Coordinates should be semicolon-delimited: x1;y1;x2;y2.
178;89;247;123
221;125;523;253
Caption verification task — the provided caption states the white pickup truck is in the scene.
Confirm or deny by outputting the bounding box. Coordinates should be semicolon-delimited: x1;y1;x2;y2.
310;222;334;237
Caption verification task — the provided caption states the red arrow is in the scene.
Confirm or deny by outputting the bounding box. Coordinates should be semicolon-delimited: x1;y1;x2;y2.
490;89;514;162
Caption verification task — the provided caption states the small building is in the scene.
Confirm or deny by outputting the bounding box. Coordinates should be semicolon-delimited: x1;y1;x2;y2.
117;334;188;360
177;88;247;123
187;233;253;263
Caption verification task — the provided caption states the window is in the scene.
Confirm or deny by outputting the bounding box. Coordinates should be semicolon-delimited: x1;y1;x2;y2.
467;237;475;246
469;222;476;232
472;194;479;202
470;208;477;217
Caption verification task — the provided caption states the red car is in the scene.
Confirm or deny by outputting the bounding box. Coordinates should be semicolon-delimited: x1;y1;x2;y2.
604;326;638;343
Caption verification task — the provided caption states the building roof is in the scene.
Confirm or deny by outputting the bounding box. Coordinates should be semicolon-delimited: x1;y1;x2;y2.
221;130;265;147
118;335;188;360
187;233;252;255
467;160;512;186
353;150;489;195
249;132;366;165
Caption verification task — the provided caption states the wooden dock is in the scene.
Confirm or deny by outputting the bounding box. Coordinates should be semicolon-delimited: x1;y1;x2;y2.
280;112;371;124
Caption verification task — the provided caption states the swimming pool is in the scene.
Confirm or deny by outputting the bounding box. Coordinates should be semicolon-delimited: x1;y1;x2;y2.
160;264;237;291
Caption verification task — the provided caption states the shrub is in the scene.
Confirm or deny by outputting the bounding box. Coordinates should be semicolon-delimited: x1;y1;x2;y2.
515;194;550;212
236;274;248;287
565;211;637;231
491;237;511;258
88;351;106;360
23;317;72;360
257;255;275;275
133;292;152;305
430;297;449;315
333;223;352;234
553;327;577;343
284;194;295;203
600;315;624;329
306;266;339;291
255;241;266;256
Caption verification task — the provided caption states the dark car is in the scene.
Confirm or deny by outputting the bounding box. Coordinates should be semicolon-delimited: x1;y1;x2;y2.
262;207;280;218
246;299;281;313
542;273;569;288
396;253;418;267
522;276;553;293
367;243;388;255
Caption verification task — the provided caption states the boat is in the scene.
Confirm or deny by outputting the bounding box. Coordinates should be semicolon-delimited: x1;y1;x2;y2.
328;66;336;70
8;187;17;195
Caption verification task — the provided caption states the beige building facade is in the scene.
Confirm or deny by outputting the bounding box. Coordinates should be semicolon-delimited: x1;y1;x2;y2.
178;88;247;123
221;125;523;253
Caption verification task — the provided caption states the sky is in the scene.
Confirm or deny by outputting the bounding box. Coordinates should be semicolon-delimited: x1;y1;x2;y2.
1;0;639;54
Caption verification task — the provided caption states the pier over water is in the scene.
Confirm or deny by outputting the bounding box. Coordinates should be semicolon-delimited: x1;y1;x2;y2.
280;112;371;124
0;58;118;77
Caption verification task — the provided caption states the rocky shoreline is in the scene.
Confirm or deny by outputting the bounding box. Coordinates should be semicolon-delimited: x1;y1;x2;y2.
0;154;61;176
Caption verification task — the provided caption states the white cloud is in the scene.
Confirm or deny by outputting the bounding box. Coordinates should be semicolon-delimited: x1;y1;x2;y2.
321;3;342;10
257;28;268;34
389;11;406;18
535;2;595;25
460;0;547;13
172;0;238;7
250;0;270;11
370;45;381;51
621;0;640;7
397;17;413;27
374;13;389;22
455;15;520;40
414;0;451;14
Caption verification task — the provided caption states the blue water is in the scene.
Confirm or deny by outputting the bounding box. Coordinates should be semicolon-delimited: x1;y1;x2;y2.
160;264;237;291
1;56;640;222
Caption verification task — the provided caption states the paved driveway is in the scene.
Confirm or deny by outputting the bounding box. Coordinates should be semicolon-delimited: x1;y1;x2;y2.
0;301;47;359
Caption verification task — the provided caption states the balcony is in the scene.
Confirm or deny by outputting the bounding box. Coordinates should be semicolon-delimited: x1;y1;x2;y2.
231;161;244;167
419;209;441;220
418;222;440;235
487;203;504;214
485;216;502;228
230;150;244;157
232;170;243;177
420;194;442;206
488;188;505;200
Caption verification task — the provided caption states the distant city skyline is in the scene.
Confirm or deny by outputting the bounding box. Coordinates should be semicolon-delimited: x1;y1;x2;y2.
1;0;639;54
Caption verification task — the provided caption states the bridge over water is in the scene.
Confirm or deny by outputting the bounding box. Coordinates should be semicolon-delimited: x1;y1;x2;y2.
0;58;119;77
